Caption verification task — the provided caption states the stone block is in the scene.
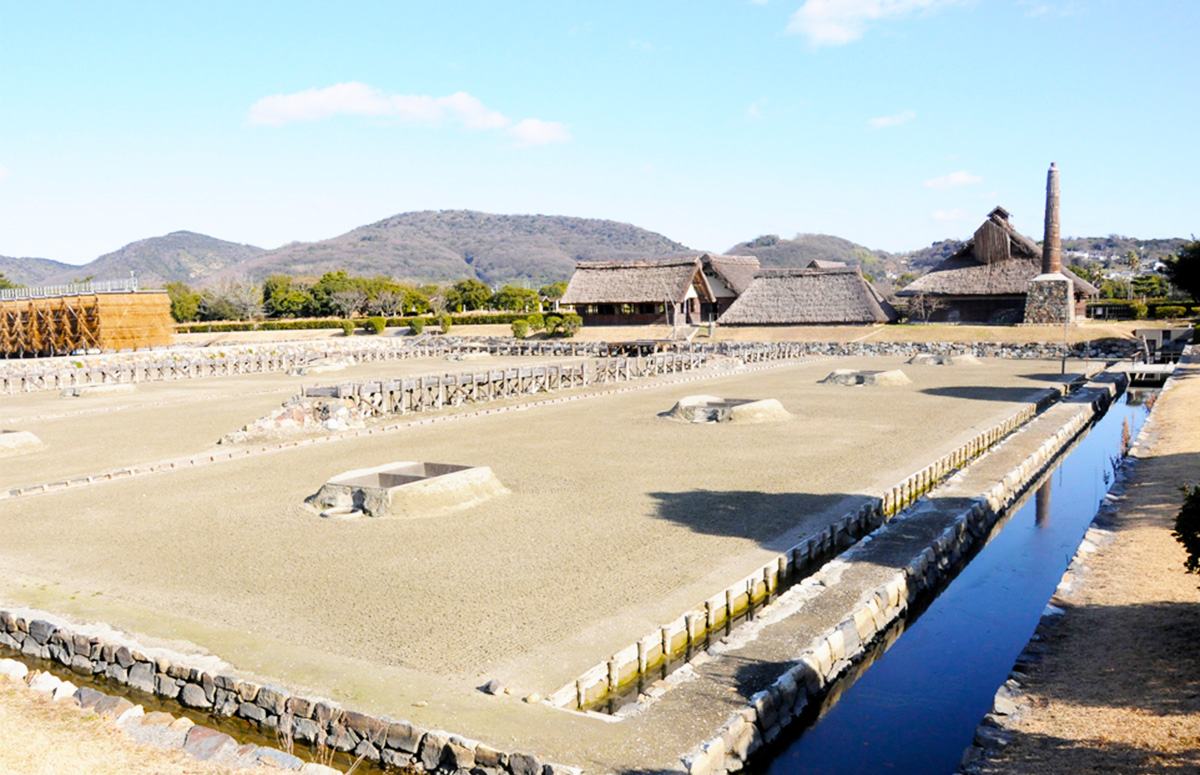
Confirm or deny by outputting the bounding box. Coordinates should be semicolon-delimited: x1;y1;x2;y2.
183;725;238;761
179;682;211;709
509;752;542;775
28;619;55;645
93;695;135;720
255;684;288;714
27;671;62;695
238;701;266;723
385;720;424;753
418;730;449;769
0;659;29;681
127;662;154;694
154;674;180;699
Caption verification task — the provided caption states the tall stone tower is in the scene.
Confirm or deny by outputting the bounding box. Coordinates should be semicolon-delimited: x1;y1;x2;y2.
1023;163;1075;324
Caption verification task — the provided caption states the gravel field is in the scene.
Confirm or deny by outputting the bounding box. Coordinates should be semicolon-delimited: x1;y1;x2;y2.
0;356;1081;722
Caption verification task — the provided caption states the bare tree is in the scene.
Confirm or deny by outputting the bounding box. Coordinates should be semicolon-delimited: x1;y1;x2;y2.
370;290;402;316
330;289;367;318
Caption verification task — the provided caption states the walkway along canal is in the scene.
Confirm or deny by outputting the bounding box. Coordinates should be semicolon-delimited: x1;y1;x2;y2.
755;388;1153;773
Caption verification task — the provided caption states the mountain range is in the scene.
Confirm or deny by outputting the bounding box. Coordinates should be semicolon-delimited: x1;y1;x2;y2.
0;209;1187;288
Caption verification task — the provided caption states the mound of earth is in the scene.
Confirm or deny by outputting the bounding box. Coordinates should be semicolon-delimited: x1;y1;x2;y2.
663;395;792;424
820;369;912;387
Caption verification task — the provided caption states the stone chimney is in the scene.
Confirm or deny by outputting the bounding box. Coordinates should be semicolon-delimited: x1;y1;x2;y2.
1023;162;1074;325
1042;162;1062;274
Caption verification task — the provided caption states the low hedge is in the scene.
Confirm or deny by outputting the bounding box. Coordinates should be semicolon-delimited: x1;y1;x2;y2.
176;312;529;333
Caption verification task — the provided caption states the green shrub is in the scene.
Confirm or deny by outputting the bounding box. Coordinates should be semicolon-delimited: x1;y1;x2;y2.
1154;305;1187;319
364;316;386;334
526;312;545;332
560;312;583;338
409;317;426;335
544;314;562;335
340;320;355;336
438;313;453;333
1131;301;1148;319
511;319;530;339
1172;485;1200;575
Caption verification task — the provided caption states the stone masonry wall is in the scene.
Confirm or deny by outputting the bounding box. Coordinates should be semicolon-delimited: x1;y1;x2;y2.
0;610;578;775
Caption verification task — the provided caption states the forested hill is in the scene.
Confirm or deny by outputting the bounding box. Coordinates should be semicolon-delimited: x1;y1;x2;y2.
226;210;691;285
725;233;898;277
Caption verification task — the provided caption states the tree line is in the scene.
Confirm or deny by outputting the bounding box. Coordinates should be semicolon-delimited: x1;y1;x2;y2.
165;271;569;323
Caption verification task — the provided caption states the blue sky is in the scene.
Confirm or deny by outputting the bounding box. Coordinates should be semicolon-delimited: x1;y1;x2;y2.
1;0;1196;264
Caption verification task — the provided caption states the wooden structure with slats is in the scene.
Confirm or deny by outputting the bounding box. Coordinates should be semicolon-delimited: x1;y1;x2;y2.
1;285;173;357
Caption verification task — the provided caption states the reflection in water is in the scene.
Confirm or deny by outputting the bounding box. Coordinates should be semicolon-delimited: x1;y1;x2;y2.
1035;480;1052;527
758;393;1152;774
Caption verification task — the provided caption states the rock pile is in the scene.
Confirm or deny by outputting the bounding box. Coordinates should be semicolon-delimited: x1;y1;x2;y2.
221;399;366;445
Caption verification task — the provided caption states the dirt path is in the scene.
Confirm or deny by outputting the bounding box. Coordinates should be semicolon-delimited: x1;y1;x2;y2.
976;353;1200;773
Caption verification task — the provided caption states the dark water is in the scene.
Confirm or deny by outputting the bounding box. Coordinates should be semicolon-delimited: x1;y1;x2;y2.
762;390;1152;774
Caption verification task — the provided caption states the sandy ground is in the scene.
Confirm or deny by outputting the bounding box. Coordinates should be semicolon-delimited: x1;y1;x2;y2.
0;679;235;775
0;356;1085;755
0;354;562;491
977;354;1200;773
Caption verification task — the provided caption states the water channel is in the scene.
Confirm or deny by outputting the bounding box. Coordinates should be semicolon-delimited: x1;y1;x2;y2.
759;389;1154;773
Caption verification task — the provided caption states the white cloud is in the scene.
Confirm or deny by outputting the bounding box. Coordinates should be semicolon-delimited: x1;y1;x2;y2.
932;208;967;222
746;98;768;119
867;109;916;128
924;170;983;189
248;82;568;145
509;118;571;146
788;0;958;46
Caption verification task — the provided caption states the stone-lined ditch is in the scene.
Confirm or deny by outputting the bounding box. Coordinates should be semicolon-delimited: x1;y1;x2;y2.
743;383;1154;772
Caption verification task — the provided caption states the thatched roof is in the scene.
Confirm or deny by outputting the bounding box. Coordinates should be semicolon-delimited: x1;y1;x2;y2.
702;254;760;295
898;207;1098;298
560;257;711;304
806;259;848;270
717;268;897;325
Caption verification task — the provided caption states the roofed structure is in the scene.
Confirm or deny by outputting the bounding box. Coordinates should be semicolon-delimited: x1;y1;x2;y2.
701;254;760;296
560;257;716;326
896;206;1097;323
717;267;897;326
806;259;848;270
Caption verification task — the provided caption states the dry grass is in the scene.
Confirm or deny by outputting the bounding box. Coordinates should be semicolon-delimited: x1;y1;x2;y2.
0;679;235;775
979;355;1200;773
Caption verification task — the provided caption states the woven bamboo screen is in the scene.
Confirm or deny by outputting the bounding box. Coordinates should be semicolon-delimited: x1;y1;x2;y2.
0;292;172;356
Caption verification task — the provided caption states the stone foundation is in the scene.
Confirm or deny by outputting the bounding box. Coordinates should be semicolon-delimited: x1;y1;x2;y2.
1022;274;1074;325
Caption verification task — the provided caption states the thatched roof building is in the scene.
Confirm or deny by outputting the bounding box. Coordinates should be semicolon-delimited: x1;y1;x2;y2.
896;207;1097;323
806;259;848;270
560;256;716;325
717;267;897;326
702;254;760;296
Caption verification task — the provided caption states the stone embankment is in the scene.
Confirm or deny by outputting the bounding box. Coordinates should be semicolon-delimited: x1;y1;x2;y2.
958;349;1194;773
0;656;331;773
0;613;577;775
679;371;1127;773
0;336;1137;394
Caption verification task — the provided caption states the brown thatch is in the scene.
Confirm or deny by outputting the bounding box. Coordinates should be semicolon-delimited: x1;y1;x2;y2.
898;207;1098;298
701;254;760;295
560;257;712;304
717;268;897;325
806;259;848;270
